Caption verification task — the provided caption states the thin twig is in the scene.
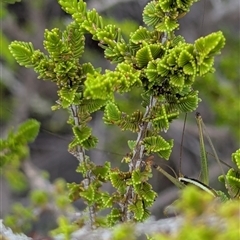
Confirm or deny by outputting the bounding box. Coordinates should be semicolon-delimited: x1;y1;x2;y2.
123;96;157;221
69;104;96;227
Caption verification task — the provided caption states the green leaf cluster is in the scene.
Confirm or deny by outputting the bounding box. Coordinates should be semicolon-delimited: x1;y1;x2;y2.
143;0;199;32
4;178;75;234
8;0;228;228
219;149;240;199
3;203;37;233
152;186;240;240
195;32;240;139
50;216;78;239
0;119;40;167
0;119;40;191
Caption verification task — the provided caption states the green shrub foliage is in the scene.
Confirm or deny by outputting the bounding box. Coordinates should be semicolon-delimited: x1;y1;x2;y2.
219;149;240;199
0;119;40;192
8;0;228;228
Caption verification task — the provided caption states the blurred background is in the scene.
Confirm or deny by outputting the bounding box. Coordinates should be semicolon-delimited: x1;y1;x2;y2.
1;0;239;238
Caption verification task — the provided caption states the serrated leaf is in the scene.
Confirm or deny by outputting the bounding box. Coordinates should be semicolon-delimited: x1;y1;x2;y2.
157;61;170;77
130;27;152;44
198;57;214;76
195;32;225;56
15;119;40;143
145;60;160;82
156;17;179;32
101;192;113;208
178;50;193;67
183;61;196;75
103;102;121;123
109;170;127;193
142;2;163;27
65;22;85;58
143;136;173;160
232;149;240;169
169;74;184;89
156;139;174;159
72;125;91;144
127;140;136;150
59;0;87;18
136;44;164;68
59;88;77;108
79;185;95;203
9;41;34;67
81;135;98;150
80;99;107;114
92;162;111;180
132;170;142;185
177;91;199;112
136;182;156;203
128;200;144;221
81;62;95;75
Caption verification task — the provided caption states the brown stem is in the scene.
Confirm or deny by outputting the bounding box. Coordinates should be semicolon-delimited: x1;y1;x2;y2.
122;96;157;221
69;104;96;227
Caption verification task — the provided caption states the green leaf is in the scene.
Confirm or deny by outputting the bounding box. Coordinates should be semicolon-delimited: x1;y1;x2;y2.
72;125;91;144
59;88;77;108
178;49;194;67
59;0;87;22
79;184;95;204
127;140;136;150
143;136;173;160
64;22;85;58
195;31;225;57
169;74;185;90
232;149;240;169
177;91;200;112
198;57;214;76
15;119;40;143
156;17;179;32
79;99;106;114
9;41;34;67
128;200;144;221
145;60;160;82
81;62;95;75
84;72;114;100
141;183;157;202
130;27;153;45
44;28;65;60
103;102;121;124
136;44;164;68
157;61;171;77
83;9;103;35
183;61;196;75
81;135;98;150
92;162;111;181
101;192;113;208
219;149;240;199
109;170;127;193
157;139;174;160
132;170;142;185
142;2;163;27
107;208;121;226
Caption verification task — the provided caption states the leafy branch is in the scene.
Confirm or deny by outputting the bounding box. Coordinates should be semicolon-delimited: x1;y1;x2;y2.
8;0;228;230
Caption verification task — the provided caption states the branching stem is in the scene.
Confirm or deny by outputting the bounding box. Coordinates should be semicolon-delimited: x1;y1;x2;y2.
69;104;96;227
123;96;157;221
